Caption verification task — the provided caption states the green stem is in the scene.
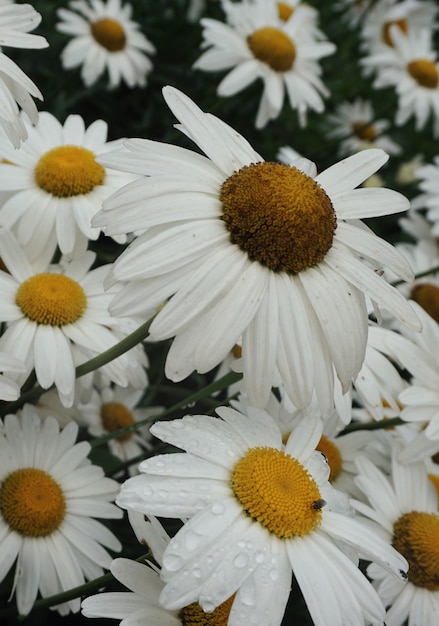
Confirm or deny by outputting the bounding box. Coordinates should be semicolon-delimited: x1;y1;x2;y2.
0;317;154;417
391;264;439;287
340;416;403;435
90;370;243;448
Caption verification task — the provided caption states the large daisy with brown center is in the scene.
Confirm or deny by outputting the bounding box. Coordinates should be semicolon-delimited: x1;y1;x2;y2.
94;86;420;416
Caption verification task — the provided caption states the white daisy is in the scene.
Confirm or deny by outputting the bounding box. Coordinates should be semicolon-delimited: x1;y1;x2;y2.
325;98;401;157
362;26;439;136
332;0;375;29
82;514;231;625
360;0;437;52
411;155;439;237
117;406;408;625
378;303;439;460
56;0;155;89
0;407;122;616
0;228;148;407
0;2;48;147
94;86;419;415
79;384;156;475
193;0;335;128
0;110;138;262
354;441;439;626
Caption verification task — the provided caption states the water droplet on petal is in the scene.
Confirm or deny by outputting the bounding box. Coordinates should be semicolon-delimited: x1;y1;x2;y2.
268;567;278;581
163;553;184;571
255;550;265;563
211;502;225;515
233;553;248;568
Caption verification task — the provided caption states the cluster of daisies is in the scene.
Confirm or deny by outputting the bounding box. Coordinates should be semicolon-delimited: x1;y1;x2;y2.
1;0;439;625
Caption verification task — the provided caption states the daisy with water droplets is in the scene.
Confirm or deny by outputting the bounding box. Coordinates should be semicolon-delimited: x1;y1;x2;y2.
193;0;335;128
82;514;236;625
0;228;147;407
363;26;439;136
0;1;48;147
0;111;137;263
56;0;155;89
0;407;122;616
354;441;439;626
95;86;419;416
79;384;156;475
325;98;401;157
117;405;408;625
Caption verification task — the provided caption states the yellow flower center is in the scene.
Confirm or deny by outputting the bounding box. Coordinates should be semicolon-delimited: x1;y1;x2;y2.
316;435;342;482
407;59;439;89
382;18;407;46
181;595;235;625
247;27;296;72
0;468;66;537
277;2;294;21
16;273;87;326
392;512;439;590
352;120;377;141
220;162;336;274
100;402;135;442
91;17;126;52
34;145;105;197
411;283;439;324
231;447;323;538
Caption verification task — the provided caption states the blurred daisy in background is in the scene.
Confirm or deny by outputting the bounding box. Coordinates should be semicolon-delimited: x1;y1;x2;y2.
354;442;439;626
360;0;437;52
0;1;48;147
117;406;408;625
0;408;122;616
79;384;157;475
326;98;401;157
363;26;439;136
0;111;137;263
412;155;439;237
95;87;419;416
56;0;155;89
0;228;148;407
194;0;335;127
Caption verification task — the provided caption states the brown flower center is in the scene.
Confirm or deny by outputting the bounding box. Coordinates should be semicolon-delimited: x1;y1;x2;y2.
220;162;336;274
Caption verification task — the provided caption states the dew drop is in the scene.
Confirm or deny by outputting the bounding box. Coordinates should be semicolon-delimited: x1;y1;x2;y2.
157;489;169;500
163;553;184;571
268;567;278;581
255;550;265;563
202;599;216;613
211;502;225;515
233;553;248;568
193;567;202;578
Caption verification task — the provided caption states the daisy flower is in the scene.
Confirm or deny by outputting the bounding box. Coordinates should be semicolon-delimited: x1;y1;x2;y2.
0;408;122;616
56;0;155;89
0;2;48;147
0;228;148;407
362;26;439;136
193;0;336;128
0;111;138;262
325;98;401;157
411;155;439;237
94;86;419;415
354;442;439;626
360;0;437;52
79;384;156;475
117;405;408;625
379;303;439;460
